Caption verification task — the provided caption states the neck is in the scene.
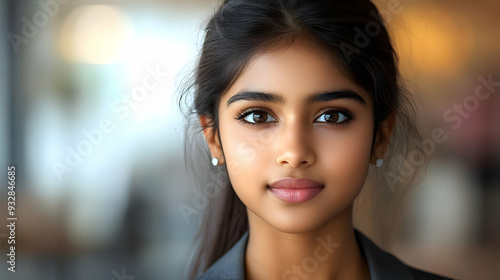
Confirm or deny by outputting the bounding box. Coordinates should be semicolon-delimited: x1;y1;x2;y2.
244;206;370;280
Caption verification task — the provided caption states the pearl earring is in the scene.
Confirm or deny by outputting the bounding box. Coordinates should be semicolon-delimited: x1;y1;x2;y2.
211;157;219;166
376;158;384;167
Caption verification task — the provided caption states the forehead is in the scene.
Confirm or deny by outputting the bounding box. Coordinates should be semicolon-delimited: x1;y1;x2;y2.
221;38;372;106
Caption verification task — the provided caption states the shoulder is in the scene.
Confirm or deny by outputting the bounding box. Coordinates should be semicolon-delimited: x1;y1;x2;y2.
195;232;248;280
354;229;456;280
409;267;455;280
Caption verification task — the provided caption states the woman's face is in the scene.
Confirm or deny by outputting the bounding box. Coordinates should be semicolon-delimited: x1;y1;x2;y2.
203;39;377;233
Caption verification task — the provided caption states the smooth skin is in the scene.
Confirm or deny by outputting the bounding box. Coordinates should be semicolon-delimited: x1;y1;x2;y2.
200;38;395;280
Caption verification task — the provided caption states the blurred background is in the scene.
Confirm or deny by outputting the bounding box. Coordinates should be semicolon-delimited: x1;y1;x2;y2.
1;0;499;279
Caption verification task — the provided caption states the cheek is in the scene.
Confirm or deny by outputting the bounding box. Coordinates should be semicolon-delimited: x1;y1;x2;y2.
319;127;373;168
316;123;374;194
218;121;275;190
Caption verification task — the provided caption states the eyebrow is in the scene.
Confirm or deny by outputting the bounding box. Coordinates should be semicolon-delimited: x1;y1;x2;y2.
226;89;367;108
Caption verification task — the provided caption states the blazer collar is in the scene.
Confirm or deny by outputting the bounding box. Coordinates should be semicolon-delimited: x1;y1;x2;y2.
354;229;415;280
197;232;248;280
198;229;416;280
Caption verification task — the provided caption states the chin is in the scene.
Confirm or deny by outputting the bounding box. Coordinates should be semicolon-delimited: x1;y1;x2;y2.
271;224;323;234
261;210;337;234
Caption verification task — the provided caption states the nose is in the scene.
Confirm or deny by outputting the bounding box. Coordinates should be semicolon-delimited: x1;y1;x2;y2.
275;120;316;168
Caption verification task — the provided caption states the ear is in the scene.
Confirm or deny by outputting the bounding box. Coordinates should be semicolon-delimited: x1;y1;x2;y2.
199;115;225;165
370;112;396;165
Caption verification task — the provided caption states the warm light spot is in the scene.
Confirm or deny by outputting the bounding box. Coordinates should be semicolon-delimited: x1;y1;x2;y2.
58;5;134;64
392;8;474;78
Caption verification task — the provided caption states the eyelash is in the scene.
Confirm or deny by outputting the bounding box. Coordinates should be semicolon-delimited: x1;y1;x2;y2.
234;107;356;127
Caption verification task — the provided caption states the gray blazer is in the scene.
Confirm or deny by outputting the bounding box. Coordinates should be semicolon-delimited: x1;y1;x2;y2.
196;229;454;280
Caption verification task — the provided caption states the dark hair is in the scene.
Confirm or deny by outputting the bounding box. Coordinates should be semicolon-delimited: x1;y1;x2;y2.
177;0;423;279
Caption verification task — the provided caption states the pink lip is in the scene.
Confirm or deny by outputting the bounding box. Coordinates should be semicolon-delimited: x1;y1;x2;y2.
268;178;324;203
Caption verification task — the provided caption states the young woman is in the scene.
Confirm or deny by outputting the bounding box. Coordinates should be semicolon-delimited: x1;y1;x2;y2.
179;0;454;279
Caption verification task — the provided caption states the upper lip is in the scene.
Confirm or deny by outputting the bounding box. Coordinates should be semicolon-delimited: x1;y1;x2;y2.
268;177;323;189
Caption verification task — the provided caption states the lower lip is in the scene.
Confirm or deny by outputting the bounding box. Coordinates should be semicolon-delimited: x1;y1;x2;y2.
268;187;324;203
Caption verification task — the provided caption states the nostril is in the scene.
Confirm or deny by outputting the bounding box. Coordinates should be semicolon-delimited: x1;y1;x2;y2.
280;159;310;168
275;140;316;167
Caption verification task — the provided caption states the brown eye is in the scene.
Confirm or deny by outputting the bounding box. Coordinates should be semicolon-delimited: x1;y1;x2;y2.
316;111;349;124
243;111;276;124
